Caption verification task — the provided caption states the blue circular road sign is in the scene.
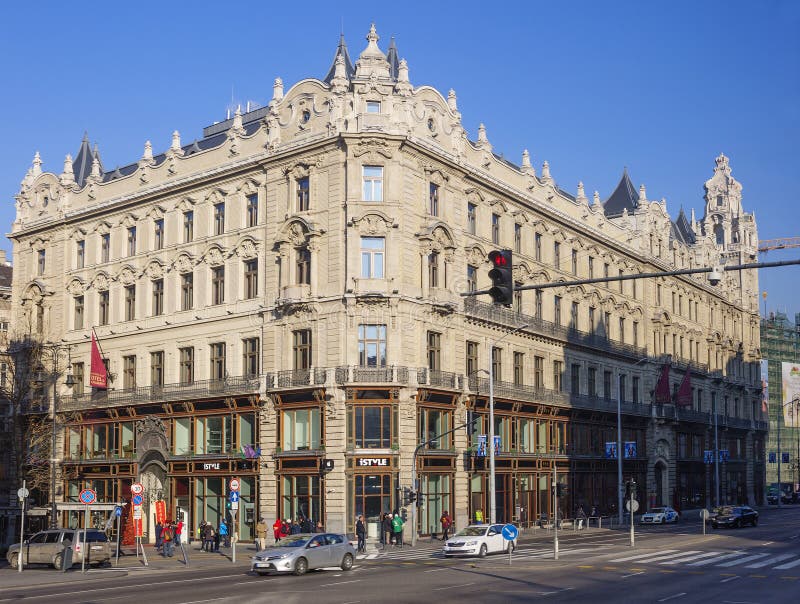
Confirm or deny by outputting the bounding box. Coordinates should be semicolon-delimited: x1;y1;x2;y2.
501;523;519;541
79;489;97;505
132;494;143;506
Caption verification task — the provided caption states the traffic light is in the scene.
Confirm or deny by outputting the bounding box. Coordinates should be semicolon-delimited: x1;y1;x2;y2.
625;480;637;500
408;489;418;505
629;480;637;501
466;410;479;437
488;249;514;306
402;487;412;507
226;500;232;510
401;508;408;522
416;491;423;507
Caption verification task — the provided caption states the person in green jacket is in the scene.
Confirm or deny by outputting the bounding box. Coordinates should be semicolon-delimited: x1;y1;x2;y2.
391;512;404;547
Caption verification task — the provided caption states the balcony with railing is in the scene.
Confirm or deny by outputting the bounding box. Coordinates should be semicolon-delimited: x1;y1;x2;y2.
58;375;261;411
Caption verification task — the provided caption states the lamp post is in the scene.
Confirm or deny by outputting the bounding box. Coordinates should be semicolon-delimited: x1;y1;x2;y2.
34;343;75;530
618;358;649;525
488;323;528;524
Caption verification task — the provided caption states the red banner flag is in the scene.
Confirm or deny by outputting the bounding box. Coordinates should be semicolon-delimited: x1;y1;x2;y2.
654;363;671;404
675;367;692;407
89;332;108;389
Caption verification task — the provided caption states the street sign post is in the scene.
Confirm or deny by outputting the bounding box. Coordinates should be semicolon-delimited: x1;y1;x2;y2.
229;478;240;492
131;483;144;495
700;509;709;536
17;480;26;573
79;489;96;574
501;523;518;566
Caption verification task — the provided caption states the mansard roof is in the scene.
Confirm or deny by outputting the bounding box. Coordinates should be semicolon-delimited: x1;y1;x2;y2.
324;33;356;84
604;169;638;217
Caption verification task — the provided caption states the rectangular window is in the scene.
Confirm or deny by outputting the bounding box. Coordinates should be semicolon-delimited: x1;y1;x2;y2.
618;269;624;293
514;282;522;313
570;301;579;329
588;367;597;396
351;404;396;449
210;342;226;380
183;211;194;242
282;408;321;451
672;292;676;313
366;100;381;113
513;352;524;386
360;237;384;278
98;291;110;326
553;242;560;269
467;203;476;235
553;360;563;391
535;289;542;319
101;234;110;263
428;252;439;288
491;213;500;244
150;351;164;387
124;285;135;321
553;295;562;326
74;296;84;329
514;223;521;253
572;249;578;275
589;307;596;333
154;219;164;250
211;267;225;305
76;240;85;269
214;202;225;235
358;324;386;367
466;341;479;377
297;177;310;212
603;370;612;399
427;331;441;371
242;337;259;377
534;233;542;262
571;363;580;394
72;362;84;396
534;356;544;389
491;347;502;381
181;273;193;310
633;321;639;347
588;256;594;278
603;263;609;279
123;356;136;389
362;166;383;201
632;376;640;404
179;347;194;384
467;265;477;292
246;194;258;227
37;249;46;275
152;279;164;315
619;317;625;344
603;311;611;338
429;183;439;216
127;227;137;256
657;284;662;306
244;259;258;298
293;330;312;370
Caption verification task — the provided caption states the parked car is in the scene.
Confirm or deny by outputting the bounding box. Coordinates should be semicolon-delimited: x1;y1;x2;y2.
640;506;679;524
6;529;112;569
442;524;517;558
251;533;355;576
711;506;758;529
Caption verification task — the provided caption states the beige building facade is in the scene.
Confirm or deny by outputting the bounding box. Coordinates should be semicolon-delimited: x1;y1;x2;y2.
10;25;765;541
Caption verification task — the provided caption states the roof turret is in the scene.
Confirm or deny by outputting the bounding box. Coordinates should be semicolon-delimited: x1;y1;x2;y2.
73;133;100;187
324;33;355;84
386;36;399;80
604;168;638;217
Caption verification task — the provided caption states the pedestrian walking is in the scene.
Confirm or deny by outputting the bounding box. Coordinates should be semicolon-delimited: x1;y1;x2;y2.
290;519;301;535
174;518;183;546
203;523;215;552
392;512;404;548
154;520;163;553
281;519;291;539
273;518;283;544
256;517;267;550
161;522;175;557
219;519;229;547
440;511;452;541
382;513;393;547
214;523;222;551
355;515;366;554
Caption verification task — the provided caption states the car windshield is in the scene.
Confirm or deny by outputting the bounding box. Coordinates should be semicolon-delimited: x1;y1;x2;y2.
718;506;735;515
650;508;665;514
455;527;487;537
276;535;310;547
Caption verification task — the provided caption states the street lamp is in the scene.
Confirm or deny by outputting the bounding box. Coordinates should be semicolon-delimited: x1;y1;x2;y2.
776;396;800;509
618;357;650;525
34;343;74;529
488;323;528;524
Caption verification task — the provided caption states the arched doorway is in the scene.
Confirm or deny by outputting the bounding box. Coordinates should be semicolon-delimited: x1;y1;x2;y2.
654;461;668;506
135;417;170;543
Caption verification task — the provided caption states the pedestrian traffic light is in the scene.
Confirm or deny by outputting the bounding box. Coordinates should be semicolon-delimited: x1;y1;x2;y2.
226;500;232;510
466;410;479;437
488;249;514;306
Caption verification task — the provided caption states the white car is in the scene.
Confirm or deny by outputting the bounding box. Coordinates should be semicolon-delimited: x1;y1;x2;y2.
640;506;679;524
442;524;517;558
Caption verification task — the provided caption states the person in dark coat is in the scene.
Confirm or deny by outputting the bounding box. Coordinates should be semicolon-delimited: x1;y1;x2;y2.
355;515;366;554
154;521;163;552
382;513;394;547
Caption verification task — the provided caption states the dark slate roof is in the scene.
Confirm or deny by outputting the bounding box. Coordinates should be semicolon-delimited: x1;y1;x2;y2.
386;37;399;80
323;33;355;84
203;106;269;138
73;133;99;188
672;208;696;245
604;169;638;217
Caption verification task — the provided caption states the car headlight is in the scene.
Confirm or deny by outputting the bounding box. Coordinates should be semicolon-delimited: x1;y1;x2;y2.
464;540;478;546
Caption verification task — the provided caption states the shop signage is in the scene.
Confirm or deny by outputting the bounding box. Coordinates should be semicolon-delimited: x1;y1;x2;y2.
357;458;389;467
203;463;221;470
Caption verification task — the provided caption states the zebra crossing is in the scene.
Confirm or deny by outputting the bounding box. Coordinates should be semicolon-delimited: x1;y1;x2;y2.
357;543;603;562
608;548;800;571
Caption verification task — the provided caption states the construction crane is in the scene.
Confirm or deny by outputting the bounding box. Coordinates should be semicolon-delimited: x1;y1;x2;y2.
758;237;800;253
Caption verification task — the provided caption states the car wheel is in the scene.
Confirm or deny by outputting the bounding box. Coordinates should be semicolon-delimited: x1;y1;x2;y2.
53;552;63;569
733;519;741;529
256;571;269;577
661;518;666;524
711;523;718;530
478;544;488;558
293;557;308;576
9;552;20;569
341;553;354;571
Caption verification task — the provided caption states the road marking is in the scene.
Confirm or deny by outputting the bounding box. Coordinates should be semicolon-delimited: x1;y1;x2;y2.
424;568;447;573
179;599;229;604
657;593;686;602
661;551;723;565
718;553;769;567
641;551;702;564
321;579;362;587
622;571;645;578
611;549;678;562
720;576;740;583
433;582;475;591
748;575;766;578
578;565;594;569
774;557;800;570
688;552;744;566
760;542;773;546
745;553;796;568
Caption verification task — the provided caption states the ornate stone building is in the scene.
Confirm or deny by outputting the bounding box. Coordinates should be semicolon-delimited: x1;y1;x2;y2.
9;25;765;540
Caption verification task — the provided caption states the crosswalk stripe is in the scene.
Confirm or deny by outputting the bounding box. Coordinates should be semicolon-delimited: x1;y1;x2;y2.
717;553;770;567
774;557;800;570
687;552;744;566
610;550;678;563
634;551;702;564
661;551;723;565
745;554;797;568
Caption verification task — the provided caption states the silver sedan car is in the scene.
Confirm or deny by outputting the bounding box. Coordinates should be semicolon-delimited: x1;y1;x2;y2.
251;533;356;576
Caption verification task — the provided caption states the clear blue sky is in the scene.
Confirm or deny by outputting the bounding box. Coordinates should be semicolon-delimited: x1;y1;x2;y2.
2;1;798;315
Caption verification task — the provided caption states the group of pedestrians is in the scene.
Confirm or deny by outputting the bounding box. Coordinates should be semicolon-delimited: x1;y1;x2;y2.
154;518;183;557
379;511;405;548
271;517;321;543
197;520;230;552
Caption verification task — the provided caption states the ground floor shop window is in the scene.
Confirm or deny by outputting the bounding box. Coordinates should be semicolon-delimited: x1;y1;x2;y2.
193;476;255;541
419;474;451;535
348;472;396;536
280;475;321;526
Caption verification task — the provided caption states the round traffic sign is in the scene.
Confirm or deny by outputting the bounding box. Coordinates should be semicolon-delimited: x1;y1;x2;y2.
132;494;143;506
229;478;240;492
501;523;519;541
17;487;30;500
700;509;709;520
625;499;640;513
131;483;144;495
79;489;97;505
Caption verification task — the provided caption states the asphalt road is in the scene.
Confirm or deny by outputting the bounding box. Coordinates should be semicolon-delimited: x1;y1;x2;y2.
1;507;798;603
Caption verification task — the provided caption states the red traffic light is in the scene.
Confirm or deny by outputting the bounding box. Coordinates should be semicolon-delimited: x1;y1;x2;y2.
490;252;507;267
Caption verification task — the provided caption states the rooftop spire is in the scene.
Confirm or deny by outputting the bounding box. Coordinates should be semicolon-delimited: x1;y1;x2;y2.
73;132;95;187
324;33;355;84
386;36;399;80
355;23;390;79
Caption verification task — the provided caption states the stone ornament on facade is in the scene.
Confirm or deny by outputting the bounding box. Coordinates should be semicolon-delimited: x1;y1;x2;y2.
202;246;225;267
91;272;110;291
117;265;137;285
350;211;396;235
66;279;85;296
234;238;259;260
351;138;393;159
172;254;194;274
143;261;165;280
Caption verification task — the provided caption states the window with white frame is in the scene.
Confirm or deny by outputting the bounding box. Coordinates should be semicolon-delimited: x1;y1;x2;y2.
362;166;383;201
358;324;387;367
360;237;384;278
